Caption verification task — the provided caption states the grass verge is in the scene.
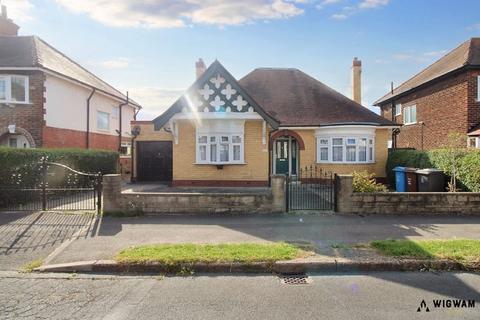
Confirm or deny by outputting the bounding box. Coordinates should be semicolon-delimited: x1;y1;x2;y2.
116;243;310;265
371;239;480;264
21;259;43;273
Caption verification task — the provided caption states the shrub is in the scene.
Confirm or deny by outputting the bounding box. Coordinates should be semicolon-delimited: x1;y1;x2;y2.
0;147;118;188
387;149;480;192
352;171;388;193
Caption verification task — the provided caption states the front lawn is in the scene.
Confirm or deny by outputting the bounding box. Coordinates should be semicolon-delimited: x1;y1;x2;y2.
371;239;480;263
116;243;309;264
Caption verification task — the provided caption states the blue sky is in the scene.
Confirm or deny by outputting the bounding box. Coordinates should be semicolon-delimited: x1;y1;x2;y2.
5;0;480;119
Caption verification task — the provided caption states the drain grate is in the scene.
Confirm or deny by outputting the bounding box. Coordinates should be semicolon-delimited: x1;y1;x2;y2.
279;274;311;285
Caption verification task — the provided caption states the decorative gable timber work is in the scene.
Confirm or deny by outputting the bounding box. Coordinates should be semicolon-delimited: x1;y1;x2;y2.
153;60;279;130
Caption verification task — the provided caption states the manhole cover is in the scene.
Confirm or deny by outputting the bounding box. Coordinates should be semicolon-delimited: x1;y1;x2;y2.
279;274;311;285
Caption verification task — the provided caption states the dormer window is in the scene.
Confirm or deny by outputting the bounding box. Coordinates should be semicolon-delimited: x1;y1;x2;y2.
0;75;29;104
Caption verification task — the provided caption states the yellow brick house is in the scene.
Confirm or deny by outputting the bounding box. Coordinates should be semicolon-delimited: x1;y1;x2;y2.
131;60;396;186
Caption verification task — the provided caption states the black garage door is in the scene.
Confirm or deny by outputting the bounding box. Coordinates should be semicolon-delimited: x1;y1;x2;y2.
137;141;173;182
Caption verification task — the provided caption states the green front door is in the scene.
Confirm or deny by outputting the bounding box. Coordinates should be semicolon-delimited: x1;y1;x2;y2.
275;138;298;175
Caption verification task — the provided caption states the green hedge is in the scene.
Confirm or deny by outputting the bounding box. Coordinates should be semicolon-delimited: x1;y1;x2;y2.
387;149;480;192
0;148;118;187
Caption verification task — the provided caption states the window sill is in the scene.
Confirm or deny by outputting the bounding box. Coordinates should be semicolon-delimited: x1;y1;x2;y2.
403;122;417;126
0;101;32;106
195;162;246;165
317;161;376;165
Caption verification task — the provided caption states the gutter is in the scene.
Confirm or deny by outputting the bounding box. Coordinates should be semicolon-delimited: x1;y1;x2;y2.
86;88;96;149
117;92;129;152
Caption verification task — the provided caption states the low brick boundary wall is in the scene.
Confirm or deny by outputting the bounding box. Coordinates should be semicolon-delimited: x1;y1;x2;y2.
336;175;480;215
103;174;286;214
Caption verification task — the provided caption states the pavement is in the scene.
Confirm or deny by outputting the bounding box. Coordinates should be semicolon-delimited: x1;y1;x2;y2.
0;211;96;271
46;213;480;265
0;271;478;319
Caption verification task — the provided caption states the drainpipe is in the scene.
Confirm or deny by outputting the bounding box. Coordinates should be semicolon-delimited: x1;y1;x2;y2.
86;88;96;149
117;92;129;152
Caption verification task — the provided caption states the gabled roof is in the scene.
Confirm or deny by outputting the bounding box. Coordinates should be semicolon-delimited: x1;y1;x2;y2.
238;68;395;127
153;60;279;130
374;38;480;106
0;35;140;108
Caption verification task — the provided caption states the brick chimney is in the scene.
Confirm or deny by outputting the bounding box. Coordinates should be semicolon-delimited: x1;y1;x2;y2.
0;5;19;36
352;57;362;104
195;58;206;79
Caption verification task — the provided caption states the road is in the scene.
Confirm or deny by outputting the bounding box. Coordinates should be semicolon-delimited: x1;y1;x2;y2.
0;272;478;320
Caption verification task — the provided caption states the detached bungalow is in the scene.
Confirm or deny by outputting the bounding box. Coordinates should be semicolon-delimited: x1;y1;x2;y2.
132;59;396;186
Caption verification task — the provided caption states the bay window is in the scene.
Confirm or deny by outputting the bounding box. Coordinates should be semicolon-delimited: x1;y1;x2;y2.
197;134;244;164
317;136;375;164
0;75;29;103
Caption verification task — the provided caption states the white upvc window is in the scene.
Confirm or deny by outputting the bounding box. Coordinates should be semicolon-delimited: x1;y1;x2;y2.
394;103;402;116
0;75;29;104
97;111;110;131
196;133;244;164
403;105;417;124
317;135;375;164
468;137;480;149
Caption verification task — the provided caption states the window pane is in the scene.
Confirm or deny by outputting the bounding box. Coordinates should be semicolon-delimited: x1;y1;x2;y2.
11;76;26;102
369;147;374;161
9;138;17;148
210;144;217;162
221;136;229;142
198;136;207;143
346;138;356;145
320;147;328;161
199;145;206;161
232;135;241;143
210;136;216;143
220;144;229;162
333;146;343;161
346;146;356;161
332;138;343;145
359;146;367;162
0;79;6;100
411;106;417;122
233;145;241;161
97;111;109;130
319;138;328;145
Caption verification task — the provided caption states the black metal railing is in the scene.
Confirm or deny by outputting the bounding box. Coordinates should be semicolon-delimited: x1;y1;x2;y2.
286;165;336;211
0;160;102;213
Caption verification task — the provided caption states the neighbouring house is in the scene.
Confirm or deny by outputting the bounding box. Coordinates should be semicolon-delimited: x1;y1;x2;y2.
375;38;480;150
0;5;141;174
131;58;396;186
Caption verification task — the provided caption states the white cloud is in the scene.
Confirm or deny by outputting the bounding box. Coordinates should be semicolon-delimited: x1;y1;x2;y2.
392;50;446;63
98;57;130;69
316;0;342;9
423;50;447;57
331;13;348;20
1;0;34;22
358;0;389;9
467;23;480;31
54;0;305;28
127;87;185;120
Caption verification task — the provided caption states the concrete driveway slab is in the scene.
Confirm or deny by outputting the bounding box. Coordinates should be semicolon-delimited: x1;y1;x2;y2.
0;211;96;270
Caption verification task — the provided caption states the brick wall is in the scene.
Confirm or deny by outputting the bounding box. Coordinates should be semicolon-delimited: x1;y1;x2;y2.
0;71;45;147
336;175;480;215
467;70;480;131
43;126;119;150
379;70;473;150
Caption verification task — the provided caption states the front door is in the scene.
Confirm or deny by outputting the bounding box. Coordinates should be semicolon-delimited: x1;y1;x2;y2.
274;138;297;176
137;141;173;181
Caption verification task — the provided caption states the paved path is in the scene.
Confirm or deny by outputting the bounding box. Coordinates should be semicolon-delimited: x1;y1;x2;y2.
0;272;478;319
0;212;96;270
50;214;480;264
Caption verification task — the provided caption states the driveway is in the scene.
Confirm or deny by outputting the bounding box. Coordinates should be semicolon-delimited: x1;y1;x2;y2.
0;211;96;270
48;213;480;264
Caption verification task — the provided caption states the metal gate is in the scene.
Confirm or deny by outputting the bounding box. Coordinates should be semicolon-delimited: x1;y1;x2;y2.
286;165;336;211
0;160;102;213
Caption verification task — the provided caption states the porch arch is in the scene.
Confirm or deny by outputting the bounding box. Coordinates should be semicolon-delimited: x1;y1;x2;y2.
270;129;305;150
0;126;37;148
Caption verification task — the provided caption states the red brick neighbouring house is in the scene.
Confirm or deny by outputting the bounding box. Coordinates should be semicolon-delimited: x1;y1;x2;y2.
0;5;141;158
375;38;480;150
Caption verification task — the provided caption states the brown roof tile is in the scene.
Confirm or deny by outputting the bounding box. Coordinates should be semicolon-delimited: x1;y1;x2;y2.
239;68;394;126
